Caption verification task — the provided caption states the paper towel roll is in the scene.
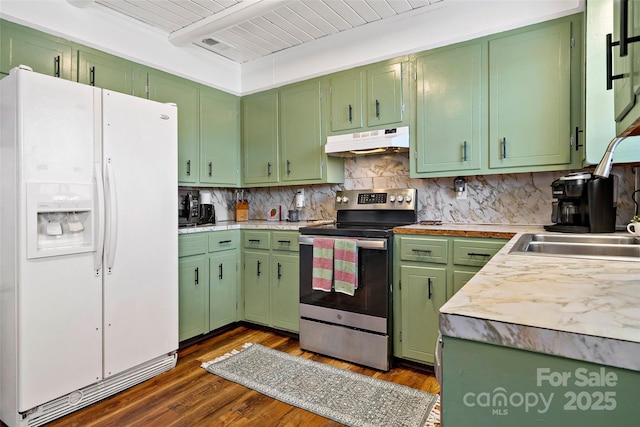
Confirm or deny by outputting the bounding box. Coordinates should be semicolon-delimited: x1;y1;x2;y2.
199;190;212;205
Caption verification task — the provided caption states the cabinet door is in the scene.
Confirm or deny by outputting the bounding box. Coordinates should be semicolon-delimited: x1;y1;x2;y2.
279;81;323;182
209;251;238;331
179;256;207;341
200;88;240;186
271;253;300;332
1;22;73;79
400;265;446;364
330;71;363;132
416;44;483;174
452;269;478;298
243;250;271;326
148;70;199;184
78;50;136;96
366;62;403;127
242;92;279;185
489;21;572;169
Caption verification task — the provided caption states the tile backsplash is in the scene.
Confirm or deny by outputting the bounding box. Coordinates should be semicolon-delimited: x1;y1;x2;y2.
188;154;638;226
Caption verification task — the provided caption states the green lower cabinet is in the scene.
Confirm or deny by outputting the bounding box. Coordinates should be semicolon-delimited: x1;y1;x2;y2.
400;265;447;364
442;336;639;426
178;256;208;341
242;230;300;333
243;250;271;326
394;234;507;365
179;231;240;342
271;253;300;332
209;251;239;331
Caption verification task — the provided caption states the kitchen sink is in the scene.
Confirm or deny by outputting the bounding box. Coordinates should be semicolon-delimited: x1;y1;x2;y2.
509;233;640;261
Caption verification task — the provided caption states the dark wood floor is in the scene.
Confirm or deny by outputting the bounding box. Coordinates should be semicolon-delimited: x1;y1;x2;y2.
30;326;440;426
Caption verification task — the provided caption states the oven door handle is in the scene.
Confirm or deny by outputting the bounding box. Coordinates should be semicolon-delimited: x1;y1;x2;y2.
299;235;387;250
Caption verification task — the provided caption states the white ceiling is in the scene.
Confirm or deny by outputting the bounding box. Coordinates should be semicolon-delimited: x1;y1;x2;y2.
92;0;443;63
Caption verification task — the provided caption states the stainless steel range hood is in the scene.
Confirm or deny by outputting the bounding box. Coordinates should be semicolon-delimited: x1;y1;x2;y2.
325;126;409;157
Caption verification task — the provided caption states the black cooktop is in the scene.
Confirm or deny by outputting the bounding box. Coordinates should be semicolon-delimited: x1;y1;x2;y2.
299;223;403;238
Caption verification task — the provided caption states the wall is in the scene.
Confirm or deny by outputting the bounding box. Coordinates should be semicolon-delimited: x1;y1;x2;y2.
199;155;637;227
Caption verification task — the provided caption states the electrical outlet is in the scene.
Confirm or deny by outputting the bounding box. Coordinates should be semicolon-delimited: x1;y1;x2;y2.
456;186;467;200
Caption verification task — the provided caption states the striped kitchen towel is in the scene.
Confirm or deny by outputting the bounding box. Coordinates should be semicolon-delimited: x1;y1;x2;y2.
334;238;358;296
312;237;334;292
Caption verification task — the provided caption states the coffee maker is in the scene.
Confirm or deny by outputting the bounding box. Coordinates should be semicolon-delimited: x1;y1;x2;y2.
198;190;216;225
545;172;617;233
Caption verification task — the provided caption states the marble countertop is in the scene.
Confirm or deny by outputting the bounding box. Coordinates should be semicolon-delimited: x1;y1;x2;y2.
437;227;640;372
393;222;544;239
178;219;333;234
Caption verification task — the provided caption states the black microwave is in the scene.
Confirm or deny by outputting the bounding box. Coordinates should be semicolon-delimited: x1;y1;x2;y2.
178;189;200;227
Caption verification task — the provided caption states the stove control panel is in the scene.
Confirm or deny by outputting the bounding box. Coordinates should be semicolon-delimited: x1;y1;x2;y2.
335;189;417;210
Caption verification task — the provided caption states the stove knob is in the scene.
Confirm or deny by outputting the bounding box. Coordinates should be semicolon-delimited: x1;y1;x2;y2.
397;196;404;202
342;196;349;203
390;195;396;202
406;195;412;203
336;196;342;203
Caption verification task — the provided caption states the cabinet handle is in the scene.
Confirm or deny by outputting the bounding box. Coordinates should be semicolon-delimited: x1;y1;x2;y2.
277;262;282;279
89;66;96;86
375;99;380;119
277;240;291;244
622;0;631;56
412;248;432;254
219;263;223;280
267;162;272;177
248;239;261;243
348;104;353;123
468;252;491;257
502;137;507;159
574;127;584;151
462;141;468;162
286;160;291;175
218;239;232;244
186;160;191;176
606;33;625;90
257;260;261;276
54;55;61;78
427;277;433;300
208;161;213;177
194;267;199;285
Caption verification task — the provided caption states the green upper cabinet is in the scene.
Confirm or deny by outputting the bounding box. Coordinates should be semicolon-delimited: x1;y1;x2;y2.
1;21;74;79
200;87;240;186
411;14;584;179
367;62;404;127
147;70;199;184
77;50;145;96
279;80;323;182
242;90;279;185
488;19;573;169
415;43;483;174
329;71;364;132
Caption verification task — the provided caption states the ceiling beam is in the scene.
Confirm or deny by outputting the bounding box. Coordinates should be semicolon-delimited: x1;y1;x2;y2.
169;0;293;47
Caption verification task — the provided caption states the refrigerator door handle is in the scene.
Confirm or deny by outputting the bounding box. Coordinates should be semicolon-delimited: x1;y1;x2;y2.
94;162;106;275
105;159;118;273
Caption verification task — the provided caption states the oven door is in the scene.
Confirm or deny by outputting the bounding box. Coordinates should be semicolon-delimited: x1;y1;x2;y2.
298;234;391;319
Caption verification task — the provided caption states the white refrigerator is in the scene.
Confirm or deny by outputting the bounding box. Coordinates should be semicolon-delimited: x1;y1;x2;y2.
0;66;178;427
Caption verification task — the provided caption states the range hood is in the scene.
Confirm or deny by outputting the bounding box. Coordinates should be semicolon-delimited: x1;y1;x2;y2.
325;126;409;157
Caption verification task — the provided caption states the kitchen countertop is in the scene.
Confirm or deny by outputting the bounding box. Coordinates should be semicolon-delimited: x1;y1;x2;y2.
414;224;640;372
178;219;333;234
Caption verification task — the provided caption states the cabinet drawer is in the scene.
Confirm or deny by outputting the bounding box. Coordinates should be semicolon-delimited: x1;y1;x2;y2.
271;231;299;252
208;230;239;252
178;233;208;257
243;230;271;250
452;239;506;267
399;237;448;264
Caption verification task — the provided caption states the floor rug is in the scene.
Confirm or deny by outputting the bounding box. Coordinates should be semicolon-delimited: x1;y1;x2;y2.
202;343;439;427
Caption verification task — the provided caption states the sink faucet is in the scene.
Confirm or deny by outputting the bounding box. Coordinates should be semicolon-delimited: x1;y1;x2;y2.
593;136;634;178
